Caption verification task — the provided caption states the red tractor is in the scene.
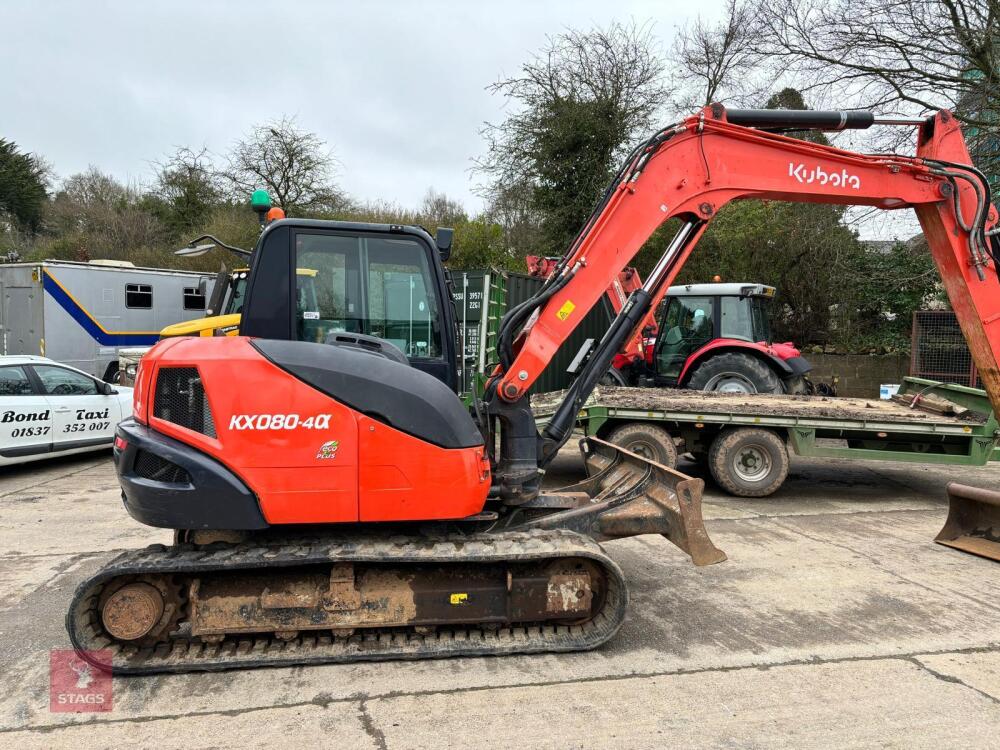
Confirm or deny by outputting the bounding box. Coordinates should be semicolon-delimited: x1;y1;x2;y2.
527;256;819;395
612;282;820;395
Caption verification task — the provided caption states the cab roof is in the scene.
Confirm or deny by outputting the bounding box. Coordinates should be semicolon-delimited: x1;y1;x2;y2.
667;283;776;298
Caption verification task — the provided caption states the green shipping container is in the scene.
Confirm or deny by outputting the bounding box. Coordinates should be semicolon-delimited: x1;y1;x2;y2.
450;268;615;395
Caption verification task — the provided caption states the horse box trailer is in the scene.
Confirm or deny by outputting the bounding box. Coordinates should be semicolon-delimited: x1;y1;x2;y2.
0;260;216;382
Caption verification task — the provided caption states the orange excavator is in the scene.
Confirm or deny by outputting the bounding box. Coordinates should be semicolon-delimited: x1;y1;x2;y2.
69;105;1000;673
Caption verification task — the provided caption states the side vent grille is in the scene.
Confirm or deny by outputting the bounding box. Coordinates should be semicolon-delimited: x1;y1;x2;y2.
153;367;217;438
133;450;191;484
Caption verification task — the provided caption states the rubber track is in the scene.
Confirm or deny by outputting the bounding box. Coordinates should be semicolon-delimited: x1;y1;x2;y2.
67;529;628;675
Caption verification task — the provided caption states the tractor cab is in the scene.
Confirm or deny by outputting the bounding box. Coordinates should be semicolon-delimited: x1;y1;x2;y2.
635;283;814;395
654;283;775;379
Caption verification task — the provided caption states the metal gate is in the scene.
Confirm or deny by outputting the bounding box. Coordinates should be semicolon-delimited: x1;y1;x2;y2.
910;310;981;387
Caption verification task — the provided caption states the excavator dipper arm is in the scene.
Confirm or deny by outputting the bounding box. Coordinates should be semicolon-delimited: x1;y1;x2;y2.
487;105;999;483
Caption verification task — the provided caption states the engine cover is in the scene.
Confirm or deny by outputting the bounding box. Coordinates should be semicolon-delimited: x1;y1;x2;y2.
129;336;490;525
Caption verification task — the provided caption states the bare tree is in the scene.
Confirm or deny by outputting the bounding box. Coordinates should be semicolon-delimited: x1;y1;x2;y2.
483;180;544;259
221;117;344;212
420;188;467;228
669;0;770;110
753;0;999;167
154;147;221;233
48;167;165;259
476;21;667;253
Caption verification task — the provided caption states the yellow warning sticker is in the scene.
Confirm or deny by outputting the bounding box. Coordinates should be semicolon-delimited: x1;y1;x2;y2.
450;593;469;605
556;300;576;321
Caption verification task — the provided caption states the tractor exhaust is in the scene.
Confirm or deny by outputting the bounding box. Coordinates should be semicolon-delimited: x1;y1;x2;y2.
934;483;1000;562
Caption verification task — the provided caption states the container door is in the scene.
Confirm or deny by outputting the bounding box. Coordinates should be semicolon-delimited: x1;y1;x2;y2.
3;286;38;355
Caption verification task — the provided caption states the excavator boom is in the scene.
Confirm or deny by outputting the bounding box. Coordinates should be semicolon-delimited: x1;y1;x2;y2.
486;106;999;506
498;107;999;406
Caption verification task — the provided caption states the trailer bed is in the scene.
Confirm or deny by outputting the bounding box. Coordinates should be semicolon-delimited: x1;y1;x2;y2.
533;386;988;428
531;378;999;497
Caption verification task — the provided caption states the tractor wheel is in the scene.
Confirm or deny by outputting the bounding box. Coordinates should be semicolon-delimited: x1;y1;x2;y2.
599;368;628;386
606;422;678;468
685;352;784;394
708;428;789;497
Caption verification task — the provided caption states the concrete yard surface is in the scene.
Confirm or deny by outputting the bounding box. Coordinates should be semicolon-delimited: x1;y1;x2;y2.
1;448;998;749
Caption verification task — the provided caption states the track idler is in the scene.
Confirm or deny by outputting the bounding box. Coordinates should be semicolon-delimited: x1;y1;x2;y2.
935;482;1000;562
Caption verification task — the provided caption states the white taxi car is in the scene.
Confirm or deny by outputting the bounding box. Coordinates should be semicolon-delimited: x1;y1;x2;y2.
0;356;133;467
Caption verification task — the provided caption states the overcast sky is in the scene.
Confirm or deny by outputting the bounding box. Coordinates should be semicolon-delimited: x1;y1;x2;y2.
4;1;922;240
2;0;714;213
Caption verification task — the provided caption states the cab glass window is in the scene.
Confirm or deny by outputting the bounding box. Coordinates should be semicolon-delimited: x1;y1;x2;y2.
0;366;34;396
224;274;248;315
750;297;772;343
720;297;753;341
295;233;442;359
656;296;715;378
720;296;774;343
32;366;98;396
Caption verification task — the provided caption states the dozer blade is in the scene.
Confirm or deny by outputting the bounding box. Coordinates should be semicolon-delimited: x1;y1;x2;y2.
515;437;727;566
934;482;1000;562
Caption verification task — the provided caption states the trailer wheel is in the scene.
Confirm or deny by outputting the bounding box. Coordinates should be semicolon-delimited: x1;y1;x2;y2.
708;428;789;497
606;423;678;468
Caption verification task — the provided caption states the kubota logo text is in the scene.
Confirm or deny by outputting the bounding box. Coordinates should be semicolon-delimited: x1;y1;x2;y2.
789;162;861;189
229;414;332;430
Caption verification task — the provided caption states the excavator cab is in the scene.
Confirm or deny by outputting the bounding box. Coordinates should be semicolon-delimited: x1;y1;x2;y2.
240;219;460;391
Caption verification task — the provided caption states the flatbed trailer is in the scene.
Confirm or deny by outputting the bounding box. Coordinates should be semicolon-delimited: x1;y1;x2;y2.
533;377;999;497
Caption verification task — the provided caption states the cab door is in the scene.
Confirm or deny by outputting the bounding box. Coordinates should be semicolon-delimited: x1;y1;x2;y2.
29;364;119;452
654;296;716;381
0;364;53;463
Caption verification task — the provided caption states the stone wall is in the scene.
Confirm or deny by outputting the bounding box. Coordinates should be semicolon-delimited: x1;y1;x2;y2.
805;353;910;398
